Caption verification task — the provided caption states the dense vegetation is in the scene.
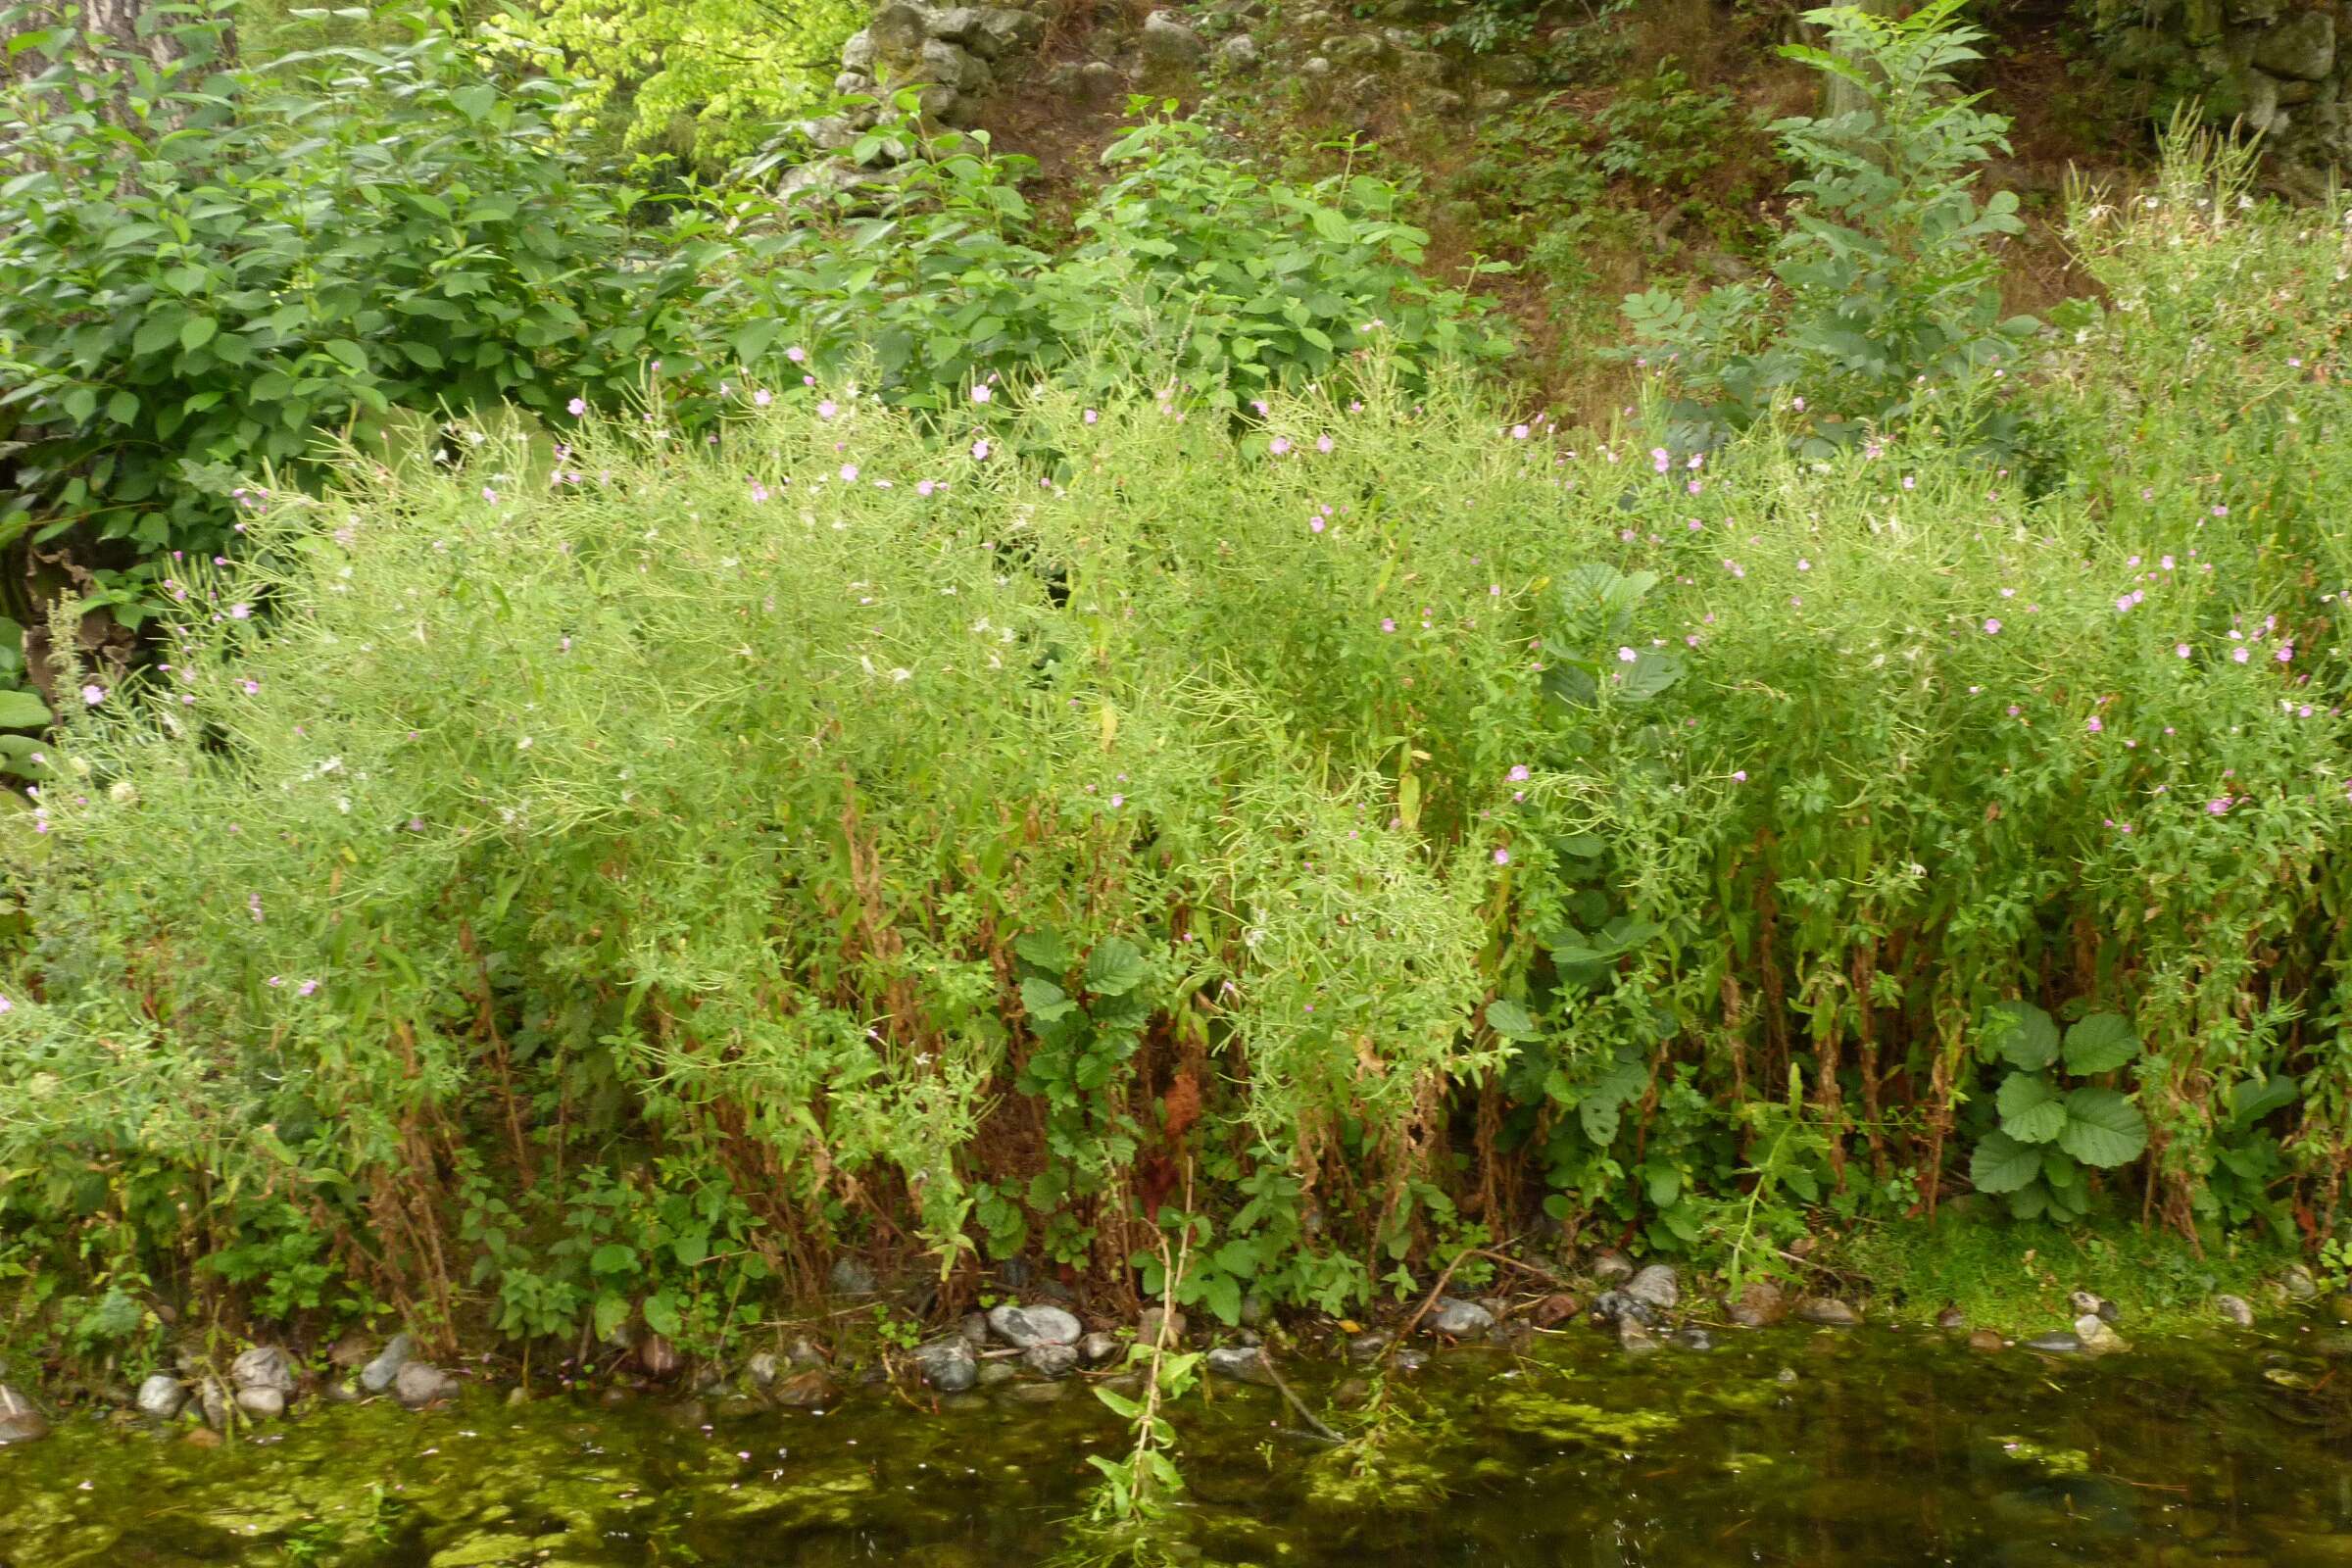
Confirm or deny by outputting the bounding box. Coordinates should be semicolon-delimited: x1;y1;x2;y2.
0;0;2346;1396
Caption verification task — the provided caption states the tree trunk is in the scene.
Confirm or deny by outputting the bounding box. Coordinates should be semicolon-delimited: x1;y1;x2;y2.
1822;0;1898;120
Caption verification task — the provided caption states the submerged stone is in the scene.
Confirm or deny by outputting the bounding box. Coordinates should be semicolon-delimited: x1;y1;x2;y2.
1423;1297;1494;1337
914;1338;977;1393
0;1385;47;1446
1794;1297;1862;1327
1206;1346;1276;1386
2023;1332;2083;1354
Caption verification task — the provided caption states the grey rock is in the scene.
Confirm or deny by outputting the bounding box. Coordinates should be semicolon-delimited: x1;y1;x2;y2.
1422;88;1467;116
1794;1298;1862;1327
1424;1296;1495;1337
1399;48;1446;85
2281;1263;2321;1301
231;1345;298;1396
746;1351;781;1389
2252;11;2333;79
1393;1347;1429;1373
197;1379;229;1431
988;1302;1082;1348
233;1385;284;1419
914;1337;978;1393
976;1359;1018;1388
1473;87;1514;112
1205;1346;1276;1386
834;71;875;96
959;1312;994;1348
868;1;934;62
1077;61;1125;102
841;27;877;73
998;1257;1033;1291
1348;1331;1392;1360
2226;0;2283;23
958;6;1043;58
2023;1331;2083;1354
1617;1317;1663;1353
2243;68;2286;133
1590;1250;1636;1285
1935;1305;1968;1332
136;1374;187;1419
636;1334;683;1380
2068;1291;2119;1324
1478;53;1542;86
1672;1326;1715;1351
916;38;990;93
1079;1331;1121;1366
1590;1289;1661;1330
360;1334;415;1396
0;1391;46;1446
2216;1294;2256;1327
1301;55;1332;77
1218;34;1259;70
1625;1264;1680;1312
1006;1379;1068;1403
789;1337;828;1367
2075;1313;2129;1355
1238;1291;1268;1328
1024;1342;1081;1379
393;1361;460;1409
1330;31;1396;69
827;1257;881;1297
1140;12;1209;73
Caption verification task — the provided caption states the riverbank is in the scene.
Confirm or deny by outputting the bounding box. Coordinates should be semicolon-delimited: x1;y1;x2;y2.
4;1292;2350;1566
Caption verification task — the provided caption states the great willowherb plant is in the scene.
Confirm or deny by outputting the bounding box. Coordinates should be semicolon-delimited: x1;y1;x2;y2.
1;135;2348;1350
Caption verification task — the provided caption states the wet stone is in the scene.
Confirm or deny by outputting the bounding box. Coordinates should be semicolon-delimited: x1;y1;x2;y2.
1347;1331;1392;1360
1794;1298;1862;1327
1936;1305;1968;1332
1005;1380;1067;1404
1206;1346;1277;1386
0;1385;47;1446
1137;1307;1186;1346
1424;1297;1494;1337
1672;1326;1715;1351
360;1333;415;1395
636;1334;684;1380
1393;1348;1429;1374
2216;1294;2256;1327
1078;1332;1121;1367
231;1346;298;1396
976;1360;1018;1388
2069;1291;2120;1324
394;1361;461;1409
987;1303;1081;1348
136;1374;187;1420
1624;1265;1679;1312
1591;1290;1661;1330
773;1369;840;1407
1728;1280;1788;1328
2023;1331;2083;1355
958;1313;992;1348
1023;1342;1080;1379
828;1257;880;1297
914;1338;977;1394
745;1351;781;1390
234;1386;285;1420
1590;1250;1635;1285
1968;1329;2008;1352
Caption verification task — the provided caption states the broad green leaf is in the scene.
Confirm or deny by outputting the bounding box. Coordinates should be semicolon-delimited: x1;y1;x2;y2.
2058;1087;2147;1168
1985;1000;2058;1072
1485;999;1540;1040
642;1291;681;1338
0;690;50;729
1968;1129;2042;1194
1018;977;1077;1024
452;83;498;122
2228;1073;2297;1128
1013;929;1070;972
178;317;218;353
590;1243;635;1275
1085;937;1147;998
2062;1012;2139;1075
1995;1071;2066;1145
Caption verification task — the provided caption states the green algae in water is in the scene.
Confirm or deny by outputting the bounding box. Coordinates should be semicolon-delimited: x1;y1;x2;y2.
3;1326;2350;1565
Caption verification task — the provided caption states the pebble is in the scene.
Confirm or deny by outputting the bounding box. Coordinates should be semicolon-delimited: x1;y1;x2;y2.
987;1302;1082;1348
1423;1296;1494;1337
1137;1306;1187;1346
1078;1331;1121;1367
1206;1346;1277;1386
1794;1298;1862;1327
136;1374;187;1419
745;1351;781;1389
1393;1348;1429;1374
393;1361;460;1409
1936;1306;1968;1332
914;1338;978;1394
231;1346;298;1396
1672;1326;1714;1351
1024;1342;1081;1379
2068;1290;2120;1324
1589;1250;1635;1285
1728;1280;1788;1328
958;1313;993;1348
827;1257;881;1297
635;1334;683;1380
977;1360;1019;1388
771;1369;840;1407
2023;1331;2083;1354
2075;1314;2128;1355
2216;1294;2256;1327
234;1386;285;1419
1624;1264;1680;1312
360;1334;415;1395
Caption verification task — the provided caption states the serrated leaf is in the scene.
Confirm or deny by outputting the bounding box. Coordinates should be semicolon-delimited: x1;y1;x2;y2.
1969;1129;2042;1194
1084;937;1147;997
1619;649;1684;702
2062;1012;2139;1075
1019;977;1077;1024
1995;1071;2067;1145
1013;929;1070;971
1986;1000;2059;1072
2058;1087;2147;1168
1579;1096;1621;1146
1485;999;1540;1040
642;1291;681;1338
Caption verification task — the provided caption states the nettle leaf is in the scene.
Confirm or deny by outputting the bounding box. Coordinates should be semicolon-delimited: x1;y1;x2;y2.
1019;977;1078;1024
1994;1071;2067;1145
2058;1087;2147;1168
1618;649;1685;702
1985;1000;2058;1072
2062;1012;2139;1076
1084;937;1147;998
1485;999;1540;1040
1968;1129;2042;1194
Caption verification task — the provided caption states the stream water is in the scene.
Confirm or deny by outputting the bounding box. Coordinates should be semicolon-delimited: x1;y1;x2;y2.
2;1320;2349;1566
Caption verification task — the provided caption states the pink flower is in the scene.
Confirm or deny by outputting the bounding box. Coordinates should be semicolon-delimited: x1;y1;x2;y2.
1084;409;1099;424
1983;618;2001;634
1511;424;1530;440
840;464;859;482
916;479;936;497
787;346;807;363
1507;765;1530;782
972;385;993;404
972;438;991;461
480;486;498;503
2276;643;2294;663
753;389;772;407
2207;797;2232;815
1317;435;1334;453
2086;717;2103;733
2233;647;2251;663
1494;848;1510;865
1270;437;1292;456
817;400;838;419
2176;643;2191;659
566;396;587;416
1732;769;1747;782
1617;647;1638;662
1381;617;1396;633
79;684;104;706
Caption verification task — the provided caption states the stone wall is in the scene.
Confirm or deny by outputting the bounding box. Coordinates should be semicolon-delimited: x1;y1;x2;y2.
2107;0;2348;192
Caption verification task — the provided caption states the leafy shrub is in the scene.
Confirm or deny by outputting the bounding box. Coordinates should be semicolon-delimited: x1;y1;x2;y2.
720;112;1510;413
1621;0;2037;451
0;0;708;648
